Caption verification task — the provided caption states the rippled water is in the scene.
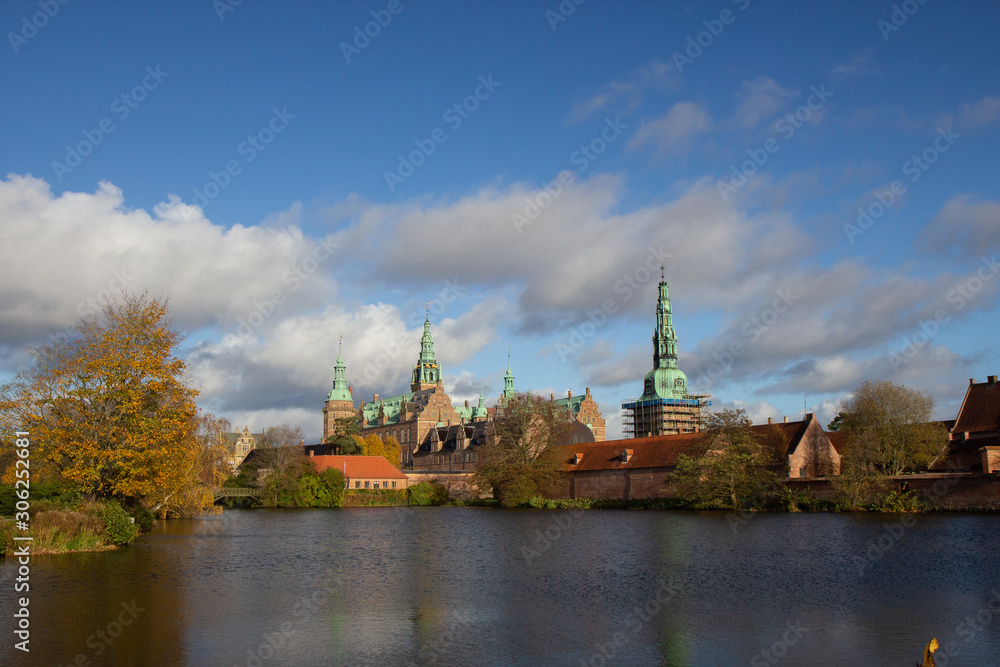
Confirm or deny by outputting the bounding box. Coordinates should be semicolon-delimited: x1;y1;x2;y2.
1;508;999;666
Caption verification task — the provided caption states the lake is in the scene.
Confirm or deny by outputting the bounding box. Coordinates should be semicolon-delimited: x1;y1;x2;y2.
2;507;999;666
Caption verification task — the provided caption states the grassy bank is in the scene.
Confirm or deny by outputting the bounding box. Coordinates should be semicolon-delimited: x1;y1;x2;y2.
1;483;152;555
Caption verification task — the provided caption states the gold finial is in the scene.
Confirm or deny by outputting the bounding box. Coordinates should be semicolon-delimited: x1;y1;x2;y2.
425;301;429;319
660;263;665;281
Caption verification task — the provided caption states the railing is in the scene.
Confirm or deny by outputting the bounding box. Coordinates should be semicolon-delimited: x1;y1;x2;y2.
212;487;261;500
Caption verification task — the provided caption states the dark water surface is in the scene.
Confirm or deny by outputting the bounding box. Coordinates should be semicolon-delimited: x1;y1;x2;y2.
2;508;999;666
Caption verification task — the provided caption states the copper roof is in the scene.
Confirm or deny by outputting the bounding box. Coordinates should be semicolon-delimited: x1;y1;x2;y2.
953;379;1000;434
310;455;408;479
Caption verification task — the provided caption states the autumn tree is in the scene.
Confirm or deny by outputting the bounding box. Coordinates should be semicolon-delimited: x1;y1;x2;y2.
473;391;575;507
0;292;200;507
357;433;401;467
670;409;784;509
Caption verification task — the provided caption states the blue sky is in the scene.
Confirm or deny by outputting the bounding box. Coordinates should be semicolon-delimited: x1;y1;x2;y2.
1;0;999;441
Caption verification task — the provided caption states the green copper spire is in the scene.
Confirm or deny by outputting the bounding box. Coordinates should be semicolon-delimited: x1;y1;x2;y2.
326;335;353;402
471;386;487;419
411;304;441;391
639;268;689;402
503;348;515;400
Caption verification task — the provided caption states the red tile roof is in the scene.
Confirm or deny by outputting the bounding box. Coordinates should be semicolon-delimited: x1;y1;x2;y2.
555;417;818;471
310;455;408;479
953;379;1000;434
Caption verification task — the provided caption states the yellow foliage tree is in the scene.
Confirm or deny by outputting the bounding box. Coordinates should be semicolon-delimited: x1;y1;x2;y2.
350;433;402;468
0;293;200;507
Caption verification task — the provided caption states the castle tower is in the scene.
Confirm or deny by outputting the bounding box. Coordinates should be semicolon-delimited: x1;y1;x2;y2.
621;268;708;438
503;349;516;401
411;305;442;392
323;336;356;440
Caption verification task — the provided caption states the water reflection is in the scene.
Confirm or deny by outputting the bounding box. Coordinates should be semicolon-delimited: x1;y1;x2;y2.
1;508;998;666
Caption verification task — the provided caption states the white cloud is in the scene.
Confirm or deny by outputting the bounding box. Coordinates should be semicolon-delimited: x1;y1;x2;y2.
730;76;796;129
0;174;337;346
627;102;712;154
921;194;1000;258
958;95;1000;129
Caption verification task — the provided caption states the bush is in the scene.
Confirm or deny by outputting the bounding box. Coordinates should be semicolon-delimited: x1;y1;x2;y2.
101;501;138;546
408;482;449;506
130;506;155;533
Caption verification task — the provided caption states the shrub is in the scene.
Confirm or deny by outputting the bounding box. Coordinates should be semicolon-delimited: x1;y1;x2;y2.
101;501;138;546
130;506;155;533
408;482;449;506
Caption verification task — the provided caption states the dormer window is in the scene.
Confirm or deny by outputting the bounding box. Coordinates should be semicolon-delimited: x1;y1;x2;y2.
571;453;584;465
621;449;633;462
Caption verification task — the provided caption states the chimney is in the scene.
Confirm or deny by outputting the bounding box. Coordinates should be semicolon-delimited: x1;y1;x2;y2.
300;439;304;447
550;393;554;401
464;400;469;408
989;376;997;384
970;378;976;385
309;450;314;457
568;389;572;398
767;417;773;424
783;416;788;423
349;385;353;398
374;393;379;402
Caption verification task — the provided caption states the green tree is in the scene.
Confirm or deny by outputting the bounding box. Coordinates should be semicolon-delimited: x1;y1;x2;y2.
0;292;200;509
670;409;784;509
326;416;362;455
833;380;948;509
473;391;575;507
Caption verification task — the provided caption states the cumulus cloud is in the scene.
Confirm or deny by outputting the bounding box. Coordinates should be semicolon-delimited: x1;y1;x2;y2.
0;174;337;347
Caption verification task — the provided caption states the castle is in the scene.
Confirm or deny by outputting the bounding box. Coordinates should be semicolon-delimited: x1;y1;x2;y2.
621;269;709;437
322;310;606;469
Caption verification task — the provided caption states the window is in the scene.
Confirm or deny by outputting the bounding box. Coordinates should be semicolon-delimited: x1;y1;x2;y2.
374;481;380;489
355;481;360;488
365;481;370;488
392;481;397;488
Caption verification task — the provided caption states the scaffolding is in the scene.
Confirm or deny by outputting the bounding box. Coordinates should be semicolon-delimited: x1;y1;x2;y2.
620;394;711;439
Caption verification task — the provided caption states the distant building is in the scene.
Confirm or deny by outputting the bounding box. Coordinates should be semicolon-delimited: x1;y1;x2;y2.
622;270;709;438
551;414;838;500
309;454;410;490
224;426;262;469
321;309;606;469
934;374;1000;473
